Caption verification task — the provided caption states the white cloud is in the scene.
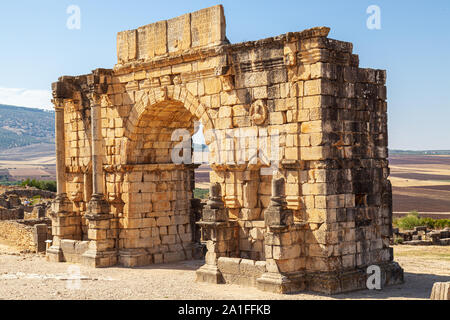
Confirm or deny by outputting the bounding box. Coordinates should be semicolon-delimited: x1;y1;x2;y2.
0;87;53;110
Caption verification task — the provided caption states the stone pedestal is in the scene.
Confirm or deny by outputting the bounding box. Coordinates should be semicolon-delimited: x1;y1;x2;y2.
196;263;225;284
305;261;404;294
257;178;305;293
196;221;238;283
82;194;117;267
196;183;238;284
47;193;77;262
118;249;151;267
257;272;306;294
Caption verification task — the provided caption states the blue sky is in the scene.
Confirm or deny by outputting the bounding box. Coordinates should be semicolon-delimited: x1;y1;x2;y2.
0;0;449;150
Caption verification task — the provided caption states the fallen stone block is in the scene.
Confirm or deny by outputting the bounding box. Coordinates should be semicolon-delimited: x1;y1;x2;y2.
217;257;241;275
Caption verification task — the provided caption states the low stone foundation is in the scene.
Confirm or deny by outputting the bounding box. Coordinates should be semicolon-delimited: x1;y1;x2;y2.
217;257;267;287
198;257;403;294
393;227;450;246
51;239;205;268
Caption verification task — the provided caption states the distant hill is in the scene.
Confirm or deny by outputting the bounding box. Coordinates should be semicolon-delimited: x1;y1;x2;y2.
0;104;54;150
390;149;450;155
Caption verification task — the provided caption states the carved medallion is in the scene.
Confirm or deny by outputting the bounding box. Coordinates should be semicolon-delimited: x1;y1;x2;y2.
249;100;268;125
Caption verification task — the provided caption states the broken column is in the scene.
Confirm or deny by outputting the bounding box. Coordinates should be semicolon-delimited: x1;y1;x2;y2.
196;183;238;283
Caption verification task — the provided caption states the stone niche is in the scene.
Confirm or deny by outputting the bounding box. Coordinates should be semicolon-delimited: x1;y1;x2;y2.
48;4;403;294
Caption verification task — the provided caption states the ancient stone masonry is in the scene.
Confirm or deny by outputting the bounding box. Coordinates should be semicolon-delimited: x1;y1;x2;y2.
393;226;450;246
0;188;54;252
49;5;403;294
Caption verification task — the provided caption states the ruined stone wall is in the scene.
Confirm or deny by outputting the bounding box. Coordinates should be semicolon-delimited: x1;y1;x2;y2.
4;189;56;199
0;208;24;220
0;219;51;252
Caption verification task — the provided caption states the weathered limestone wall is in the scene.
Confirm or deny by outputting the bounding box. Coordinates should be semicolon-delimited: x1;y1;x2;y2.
117;164;195;266
0;221;34;250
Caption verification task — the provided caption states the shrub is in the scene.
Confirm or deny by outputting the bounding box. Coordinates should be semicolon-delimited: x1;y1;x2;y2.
435;219;450;229
393;211;450;230
20;179;56;192
395;212;423;230
194;188;209;200
420;217;436;229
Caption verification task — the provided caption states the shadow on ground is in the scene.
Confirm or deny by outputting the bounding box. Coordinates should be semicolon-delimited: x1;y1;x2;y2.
118;259;449;299
305;272;450;300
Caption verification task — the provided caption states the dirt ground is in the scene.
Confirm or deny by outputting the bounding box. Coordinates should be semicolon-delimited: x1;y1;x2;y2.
0;241;448;300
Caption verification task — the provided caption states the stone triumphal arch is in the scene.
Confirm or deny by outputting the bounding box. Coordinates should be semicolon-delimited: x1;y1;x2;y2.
48;5;403;294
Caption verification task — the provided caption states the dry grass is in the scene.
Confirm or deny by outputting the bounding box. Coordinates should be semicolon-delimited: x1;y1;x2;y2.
394;245;450;261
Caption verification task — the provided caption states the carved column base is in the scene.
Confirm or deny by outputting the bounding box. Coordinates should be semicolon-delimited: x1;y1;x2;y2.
119;249;151;267
46;245;64;263
83;212;116;268
256;272;306;294
50;193;72;216
87;193;110;215
196;264;225;284
82;249;117;268
196;220;238;284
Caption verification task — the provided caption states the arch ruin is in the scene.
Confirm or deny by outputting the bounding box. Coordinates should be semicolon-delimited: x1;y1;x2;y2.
48;5;403;294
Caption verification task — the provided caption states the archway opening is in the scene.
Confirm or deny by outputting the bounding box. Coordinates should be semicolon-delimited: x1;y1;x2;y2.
122;99;209;260
127;100;197;165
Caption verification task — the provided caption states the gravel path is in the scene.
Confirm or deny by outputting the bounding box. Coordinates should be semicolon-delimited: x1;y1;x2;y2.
0;243;448;300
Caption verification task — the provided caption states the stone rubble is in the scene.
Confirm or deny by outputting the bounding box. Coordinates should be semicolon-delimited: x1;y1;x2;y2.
393;226;450;246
